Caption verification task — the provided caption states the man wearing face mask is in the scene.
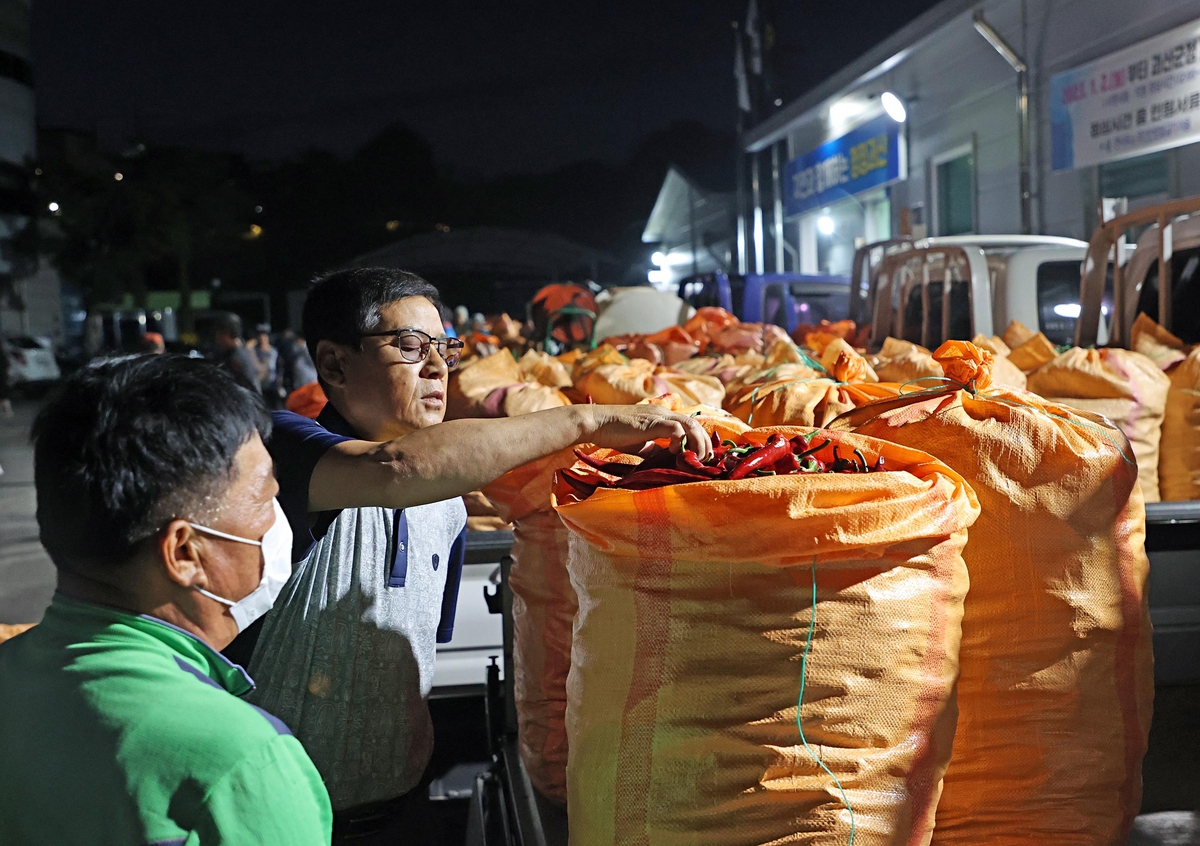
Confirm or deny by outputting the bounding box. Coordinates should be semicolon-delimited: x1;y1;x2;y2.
0;356;331;844
240;267;711;840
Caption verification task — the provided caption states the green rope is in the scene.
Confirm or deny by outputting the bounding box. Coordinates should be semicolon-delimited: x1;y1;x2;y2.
798;558;855;844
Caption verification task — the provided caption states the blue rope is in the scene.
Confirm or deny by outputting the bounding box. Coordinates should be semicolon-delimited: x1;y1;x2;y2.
798;558;855;844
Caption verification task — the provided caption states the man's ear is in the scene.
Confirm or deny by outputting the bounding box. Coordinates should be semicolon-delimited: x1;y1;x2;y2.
315;340;350;389
158;520;206;589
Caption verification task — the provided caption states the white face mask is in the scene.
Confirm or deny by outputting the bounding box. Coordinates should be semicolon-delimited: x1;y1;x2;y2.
190;498;293;633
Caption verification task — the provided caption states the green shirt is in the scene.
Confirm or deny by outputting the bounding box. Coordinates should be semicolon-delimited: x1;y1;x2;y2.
0;594;332;845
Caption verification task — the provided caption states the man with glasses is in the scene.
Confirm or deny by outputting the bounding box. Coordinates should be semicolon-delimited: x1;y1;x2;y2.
239;267;709;841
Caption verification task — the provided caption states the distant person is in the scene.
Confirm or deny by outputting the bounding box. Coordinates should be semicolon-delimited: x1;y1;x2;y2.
291;335;318;388
254;323;284;408
238;267;708;841
212;312;262;394
141;332;166;354
0;335;11;418
452;304;470;338
0;355;331;844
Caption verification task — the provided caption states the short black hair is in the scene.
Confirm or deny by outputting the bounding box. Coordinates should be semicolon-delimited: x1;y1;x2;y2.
302;267;444;361
215;311;243;338
32;355;271;573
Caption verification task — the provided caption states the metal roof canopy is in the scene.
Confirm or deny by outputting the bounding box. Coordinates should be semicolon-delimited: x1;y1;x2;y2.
642;166;735;245
347;226;621;281
743;0;978;153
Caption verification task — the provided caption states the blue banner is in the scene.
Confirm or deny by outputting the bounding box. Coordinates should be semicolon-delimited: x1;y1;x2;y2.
784;114;905;217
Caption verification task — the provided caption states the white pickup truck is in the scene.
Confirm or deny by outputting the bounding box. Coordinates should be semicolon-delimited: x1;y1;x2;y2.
849;234;1095;349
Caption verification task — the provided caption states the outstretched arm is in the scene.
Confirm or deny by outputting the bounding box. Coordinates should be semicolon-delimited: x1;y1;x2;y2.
307;404;711;512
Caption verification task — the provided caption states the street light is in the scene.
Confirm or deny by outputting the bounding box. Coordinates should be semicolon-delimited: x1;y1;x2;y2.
114;172;123;181
47;201;60;213
817;214;835;236
651;250;667;266
882;91;907;123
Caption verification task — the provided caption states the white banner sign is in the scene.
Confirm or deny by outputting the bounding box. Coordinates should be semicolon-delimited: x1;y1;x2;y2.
1051;18;1200;170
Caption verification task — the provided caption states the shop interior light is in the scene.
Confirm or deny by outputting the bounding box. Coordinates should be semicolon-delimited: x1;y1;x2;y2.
830;99;866;125
882;91;907;123
817;214;836;236
651;250;667;266
647;269;670;284
1053;303;1082;318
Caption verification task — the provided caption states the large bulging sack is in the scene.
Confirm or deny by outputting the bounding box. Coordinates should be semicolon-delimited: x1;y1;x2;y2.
553;429;979;846
1026;346;1170;502
447;350;524;418
482;449;579;804
1131;314;1200;501
725;376;900;427
574;358;725;408
871;337;942;383
834;341;1154;846
482;409;749;804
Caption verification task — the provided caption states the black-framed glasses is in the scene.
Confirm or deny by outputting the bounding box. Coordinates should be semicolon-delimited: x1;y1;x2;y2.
359;328;465;368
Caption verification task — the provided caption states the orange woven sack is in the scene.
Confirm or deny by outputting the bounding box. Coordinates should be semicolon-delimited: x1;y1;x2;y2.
1131;314;1200;501
518;349;573;388
970;334;1026;389
574;359;725;408
285;380;328;418
1026;346;1170;502
482;409;749;805
725;377;901;428
482;448;579;804
553;428;979;846
872;337;942;383
832;340;1154;846
1006;331;1058;374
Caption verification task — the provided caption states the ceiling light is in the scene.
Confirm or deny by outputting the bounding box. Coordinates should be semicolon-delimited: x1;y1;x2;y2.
817;215;835;236
882;91;907;123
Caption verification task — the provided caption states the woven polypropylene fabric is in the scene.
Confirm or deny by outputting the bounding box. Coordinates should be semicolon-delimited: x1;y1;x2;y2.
837;340;1155;846
554;427;979;846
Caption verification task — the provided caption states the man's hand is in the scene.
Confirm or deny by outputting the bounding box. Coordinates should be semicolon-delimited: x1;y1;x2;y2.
581;405;713;460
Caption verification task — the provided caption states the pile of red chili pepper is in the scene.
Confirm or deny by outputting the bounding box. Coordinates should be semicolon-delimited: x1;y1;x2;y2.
560;431;887;497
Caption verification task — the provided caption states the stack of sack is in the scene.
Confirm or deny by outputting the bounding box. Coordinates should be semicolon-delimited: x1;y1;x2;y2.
833;340;1153;845
447;348;572;420
572;345;725;408
1130;313;1200;500
552;424;979;844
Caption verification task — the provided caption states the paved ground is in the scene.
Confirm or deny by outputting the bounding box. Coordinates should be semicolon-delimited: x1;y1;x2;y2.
0;398;55;625
1;394;1196;843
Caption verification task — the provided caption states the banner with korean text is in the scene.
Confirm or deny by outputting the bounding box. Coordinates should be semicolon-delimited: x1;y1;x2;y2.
1051;18;1200;170
784;113;905;217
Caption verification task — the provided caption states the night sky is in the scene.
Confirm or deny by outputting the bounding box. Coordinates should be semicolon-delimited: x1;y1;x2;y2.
32;1;940;177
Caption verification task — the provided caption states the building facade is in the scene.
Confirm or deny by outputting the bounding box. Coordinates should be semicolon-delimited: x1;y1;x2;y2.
744;0;1200;277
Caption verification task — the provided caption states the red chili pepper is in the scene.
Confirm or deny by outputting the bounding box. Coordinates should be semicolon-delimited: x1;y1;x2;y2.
675;450;723;476
558;468;601;497
773;453;801;474
794;438;831;463
727;434;791;481
573;449;638;477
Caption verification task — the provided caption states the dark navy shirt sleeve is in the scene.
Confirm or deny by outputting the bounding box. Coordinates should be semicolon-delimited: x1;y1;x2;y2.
267;410;353;563
436;526;467;644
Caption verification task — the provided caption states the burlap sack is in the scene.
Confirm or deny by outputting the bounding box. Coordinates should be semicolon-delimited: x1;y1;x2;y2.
574;359;725;408
725;377;900;428
970;334;1025;389
1001;319;1037;350
872;337;942;384
518;349;574;389
1026;347;1170;502
447;350;524;418
553;428;979;845
1131;314;1200;500
1006;332;1058;374
835;341;1154;846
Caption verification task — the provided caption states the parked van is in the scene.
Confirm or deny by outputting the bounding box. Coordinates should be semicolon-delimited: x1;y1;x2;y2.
678;272;851;334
